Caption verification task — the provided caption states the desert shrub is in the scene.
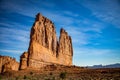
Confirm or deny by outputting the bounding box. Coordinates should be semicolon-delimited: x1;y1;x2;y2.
49;72;53;76
15;76;19;80
23;75;32;80
100;70;108;74
52;76;55;80
59;72;67;80
31;77;38;80
23;75;27;79
30;71;33;75
69;78;74;80
0;75;2;80
8;78;14;80
44;78;50;80
16;76;23;80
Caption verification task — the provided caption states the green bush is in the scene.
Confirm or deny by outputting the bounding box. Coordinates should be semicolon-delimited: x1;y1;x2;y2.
44;78;50;80
59;72;67;80
52;76;55;80
49;72;53;76
23;75;27;79
16;76;19;80
30;72;33;75
0;75;2;80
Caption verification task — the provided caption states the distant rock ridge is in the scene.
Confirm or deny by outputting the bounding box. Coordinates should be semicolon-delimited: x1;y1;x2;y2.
20;13;73;69
88;63;120;68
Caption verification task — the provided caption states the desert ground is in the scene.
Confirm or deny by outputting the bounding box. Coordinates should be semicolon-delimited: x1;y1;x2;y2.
0;65;120;80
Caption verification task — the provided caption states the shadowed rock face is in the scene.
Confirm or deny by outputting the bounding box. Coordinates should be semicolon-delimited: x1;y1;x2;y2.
19;52;28;70
0;55;19;73
20;13;73;69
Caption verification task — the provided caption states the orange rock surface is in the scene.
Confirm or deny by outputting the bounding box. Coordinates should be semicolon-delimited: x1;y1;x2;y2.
0;55;19;73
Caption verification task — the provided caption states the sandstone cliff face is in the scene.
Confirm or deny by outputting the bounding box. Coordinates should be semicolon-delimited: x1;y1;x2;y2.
58;28;73;65
30;13;58;54
28;13;58;68
20;13;73;69
0;55;19;73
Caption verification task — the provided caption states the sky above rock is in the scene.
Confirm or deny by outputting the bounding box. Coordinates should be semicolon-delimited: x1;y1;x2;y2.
0;0;120;66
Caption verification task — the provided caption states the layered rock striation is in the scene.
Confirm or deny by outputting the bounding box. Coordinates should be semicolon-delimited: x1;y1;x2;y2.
20;13;73;69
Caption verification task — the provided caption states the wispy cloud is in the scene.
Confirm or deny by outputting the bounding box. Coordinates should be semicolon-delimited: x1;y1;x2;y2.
65;19;104;46
0;27;29;42
65;27;89;45
73;47;120;66
0;0;61;18
0;22;13;27
0;0;39;17
63;11;79;17
0;0;120;66
0;0;77;27
0;49;22;54
80;20;105;33
79;0;120;28
0;27;29;54
74;48;115;55
43;11;75;26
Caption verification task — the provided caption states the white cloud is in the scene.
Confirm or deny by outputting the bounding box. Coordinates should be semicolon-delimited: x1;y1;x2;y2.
79;0;120;28
0;0;77;28
65;20;104;46
0;27;29;43
63;11;79;17
0;49;22;54
42;12;74;27
81;22;104;33
74;48;114;56
0;27;29;54
0;0;61;19
65;27;90;45
73;47;120;66
0;0;40;18
0;22;13;27
0;0;107;48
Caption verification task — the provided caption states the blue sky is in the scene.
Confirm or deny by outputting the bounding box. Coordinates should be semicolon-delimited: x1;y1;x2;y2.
0;0;120;66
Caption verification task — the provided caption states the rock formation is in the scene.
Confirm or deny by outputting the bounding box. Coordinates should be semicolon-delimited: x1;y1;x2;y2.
19;52;28;70
58;28;73;65
19;13;73;69
20;13;73;69
0;55;19;73
0;13;73;72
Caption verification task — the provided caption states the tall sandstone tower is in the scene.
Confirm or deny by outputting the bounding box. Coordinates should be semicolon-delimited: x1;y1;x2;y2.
20;13;73;69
